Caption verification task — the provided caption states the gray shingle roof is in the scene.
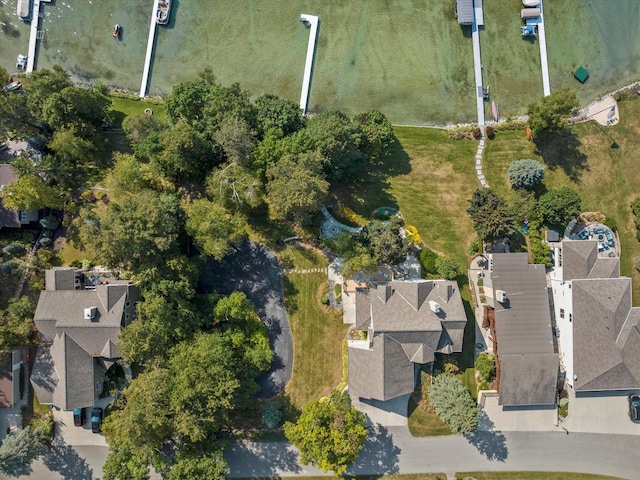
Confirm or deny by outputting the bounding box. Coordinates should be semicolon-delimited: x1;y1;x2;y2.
498;353;558;406
489;253;557;405
45;268;76;291
572;278;640;391
561;240;620;281
456;0;474;25
348;279;466;401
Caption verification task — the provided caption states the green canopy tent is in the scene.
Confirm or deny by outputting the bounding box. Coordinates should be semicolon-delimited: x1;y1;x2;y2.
574;66;589;84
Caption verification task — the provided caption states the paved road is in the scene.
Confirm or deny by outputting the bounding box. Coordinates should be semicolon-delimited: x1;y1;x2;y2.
225;426;640;479
198;240;293;399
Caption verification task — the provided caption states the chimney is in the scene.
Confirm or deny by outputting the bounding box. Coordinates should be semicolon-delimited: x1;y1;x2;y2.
84;307;98;322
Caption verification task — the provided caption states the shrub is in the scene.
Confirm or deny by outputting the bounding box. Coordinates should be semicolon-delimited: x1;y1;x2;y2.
508;159;545;189
39;215;61;231
558;397;569;408
405;225;423;245
444;362;459;376
485;125;494;138
81;258;92;270
320;295;329;305
475;353;496;382
358;330;367;341
472;127;482;139
2;243;26;256
467;237;481;256
38;237;51;247
435;257;459;280
631;197;640;216
70;260;83;269
419;247;439;274
1;260;20;273
478;380;489;391
477;277;484;286
262;401;283;428
603;215;617;230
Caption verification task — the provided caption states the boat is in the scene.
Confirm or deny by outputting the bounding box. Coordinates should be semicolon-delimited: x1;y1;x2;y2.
16;54;28;70
522;0;540;6
113;24;121;38
17;0;31;21
156;0;171;25
492;101;499;122
3;81;22;94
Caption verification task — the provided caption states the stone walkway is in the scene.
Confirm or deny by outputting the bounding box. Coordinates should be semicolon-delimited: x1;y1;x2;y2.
284;268;326;275
475;137;489;188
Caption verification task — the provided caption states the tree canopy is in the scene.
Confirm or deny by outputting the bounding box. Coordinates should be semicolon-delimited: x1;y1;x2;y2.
284;390;367;474
538;187;582;227
507;159;545;190
428;373;479;435
1;174;65;211
467;188;514;240
527;89;579;138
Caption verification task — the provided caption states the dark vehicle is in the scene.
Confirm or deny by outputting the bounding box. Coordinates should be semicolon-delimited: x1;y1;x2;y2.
629;395;640;422
91;407;103;433
73;407;85;427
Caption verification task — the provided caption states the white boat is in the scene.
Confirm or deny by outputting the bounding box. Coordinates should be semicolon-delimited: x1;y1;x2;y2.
156;0;171;25
16;54;28;70
17;0;31;20
522;0;540;6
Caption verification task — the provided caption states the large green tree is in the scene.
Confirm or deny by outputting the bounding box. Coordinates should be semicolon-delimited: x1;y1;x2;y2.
1;174;65;211
538;187;582;227
254;93;304;137
467;188;514;240
364;216;408;265
507;159;545;190
428;374;479;435
0;297;35;354
41;84;111;136
265;151;329;225
155;119;214;181
0;425;47;475
354;109;394;160
284;390;367;475
527;89;579;138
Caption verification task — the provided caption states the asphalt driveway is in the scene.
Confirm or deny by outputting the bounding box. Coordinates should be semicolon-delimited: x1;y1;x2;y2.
198;241;293;399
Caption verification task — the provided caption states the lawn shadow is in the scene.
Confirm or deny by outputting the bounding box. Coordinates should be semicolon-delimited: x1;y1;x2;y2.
533;129;589;182
225;440;303;477
346;424;401;475
465;410;508;461
331;137;410;217
41;436;93;479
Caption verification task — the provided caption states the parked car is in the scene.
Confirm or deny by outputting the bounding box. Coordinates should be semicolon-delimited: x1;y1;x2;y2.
73;407;85;427
606;232;614;242
91;407;103;433
629;395;640;422
595;227;605;234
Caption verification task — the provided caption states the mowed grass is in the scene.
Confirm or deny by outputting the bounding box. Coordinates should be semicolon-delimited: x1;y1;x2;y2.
456;473;625;480
256;475;446;480
278;246;348;411
483;98;640;304
333;126;480;266
109;96;166;127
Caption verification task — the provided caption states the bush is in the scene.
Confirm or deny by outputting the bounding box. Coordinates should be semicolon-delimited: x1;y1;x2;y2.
472;127;482;139
2;243;26;256
444;362;459;376
478;380;489;391
558;397;569;408
262;401;283;428
631;197;640;216
435;257;459;280
419;247;439;274
39;215;61;231
38;237;52;247
1;260;20;273
320;295;329;305
405;225;423;245
467;237;481;256
475;353;496;382
70;260;83;269
485;125;494;138
603;215;617;230
508;159;545;189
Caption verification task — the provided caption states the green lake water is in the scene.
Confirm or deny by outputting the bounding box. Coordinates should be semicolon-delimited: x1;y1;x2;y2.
2;0;640;124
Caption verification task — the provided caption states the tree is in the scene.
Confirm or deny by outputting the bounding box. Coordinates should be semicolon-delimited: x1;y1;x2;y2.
0;297;34;354
0;66;9;87
122;113;170;160
527;89;579;138
364;216;407;265
538;187;582;227
102;443;151;480
427;374;479;435
104;153;160;202
206;162;263;210
46;126;97;190
1;174;65;211
164;451;227;480
202;82;257;136
254;93;304;137
265;151;329;225
166;76;215;126
475;353;496;382
155;119;214;181
354;109;394;160
185;198;247;260
304;110;364;182
0;425;46;475
466;188;514;240
213;116;257;167
507;159;545;189
284;390;367;475
41;84;111;136
435;257;459;280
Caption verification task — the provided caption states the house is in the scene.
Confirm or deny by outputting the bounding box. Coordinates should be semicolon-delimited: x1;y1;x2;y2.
30;268;140;411
0;164;39;228
0;349;25;409
482;253;558;406
348;280;467;402
551;240;640;393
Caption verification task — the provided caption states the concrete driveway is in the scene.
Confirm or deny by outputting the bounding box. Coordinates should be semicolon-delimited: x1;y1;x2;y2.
198;241;293;399
561;388;640;435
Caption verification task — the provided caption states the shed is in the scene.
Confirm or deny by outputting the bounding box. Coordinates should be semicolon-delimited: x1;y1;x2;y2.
521;8;541;20
574;66;589;84
546;230;560;242
456;0;474;25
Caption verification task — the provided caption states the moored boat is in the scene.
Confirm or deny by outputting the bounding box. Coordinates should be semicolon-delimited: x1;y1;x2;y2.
113;24;121;37
156;0;171;25
17;0;31;20
492;101;499;122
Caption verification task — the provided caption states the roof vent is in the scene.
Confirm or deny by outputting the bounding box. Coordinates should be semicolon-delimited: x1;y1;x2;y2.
429;301;441;313
84;306;98;321
495;290;507;303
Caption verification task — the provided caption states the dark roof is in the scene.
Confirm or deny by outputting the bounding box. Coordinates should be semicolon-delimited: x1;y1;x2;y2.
456;0;474;25
0;164;20;228
0;353;13;408
561;240;619;281
498;353;558;406
546;230;559;242
489;253;557;405
572;278;640;391
348;334;415;401
349;279;467;401
46;268;77;291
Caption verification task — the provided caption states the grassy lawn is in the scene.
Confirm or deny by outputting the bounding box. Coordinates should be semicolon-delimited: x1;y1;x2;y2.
254;475;447;480
278;246;348;412
483;97;640;304
456;473;625;480
109;96;167;127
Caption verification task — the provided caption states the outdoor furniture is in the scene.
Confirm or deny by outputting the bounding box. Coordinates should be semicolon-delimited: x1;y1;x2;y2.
574;66;589;84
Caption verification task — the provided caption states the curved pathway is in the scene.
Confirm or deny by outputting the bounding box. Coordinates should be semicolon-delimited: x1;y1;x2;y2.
198;241;293;399
475;136;489;188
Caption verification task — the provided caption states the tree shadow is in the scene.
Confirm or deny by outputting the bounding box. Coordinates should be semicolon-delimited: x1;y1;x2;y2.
533;129;589;182
41;436;93;479
464;410;508;461
346;424;401;475
224;441;302;478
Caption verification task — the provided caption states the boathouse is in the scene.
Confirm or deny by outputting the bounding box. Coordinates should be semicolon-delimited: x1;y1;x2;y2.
456;0;474;25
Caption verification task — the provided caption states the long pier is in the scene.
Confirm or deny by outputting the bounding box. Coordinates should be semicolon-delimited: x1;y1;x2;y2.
537;0;551;96
299;14;319;114
471;1;485;126
26;0;51;73
139;0;160;98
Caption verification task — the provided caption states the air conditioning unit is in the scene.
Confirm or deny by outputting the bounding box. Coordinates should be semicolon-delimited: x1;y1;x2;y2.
495;290;507;303
84;306;97;321
429;301;441;313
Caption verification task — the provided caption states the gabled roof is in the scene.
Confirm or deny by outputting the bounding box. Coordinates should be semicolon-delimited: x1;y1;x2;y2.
45;268;76;291
572;278;640;391
498;353;558;406
561;240;620;281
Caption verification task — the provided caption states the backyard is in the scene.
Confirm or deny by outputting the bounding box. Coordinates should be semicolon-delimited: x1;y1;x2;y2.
483;96;640;304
